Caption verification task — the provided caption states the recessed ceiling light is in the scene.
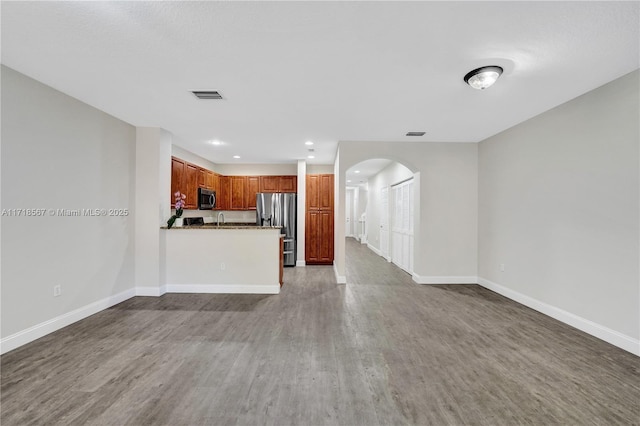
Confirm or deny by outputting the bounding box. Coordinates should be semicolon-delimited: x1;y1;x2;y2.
233;155;240;159
308;155;315;159
210;139;223;146
464;66;503;90
347;180;352;183
354;170;360;173
305;141;314;146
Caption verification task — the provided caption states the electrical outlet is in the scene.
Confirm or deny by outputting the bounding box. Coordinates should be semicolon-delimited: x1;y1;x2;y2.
500;264;505;272
53;285;62;297
220;262;226;271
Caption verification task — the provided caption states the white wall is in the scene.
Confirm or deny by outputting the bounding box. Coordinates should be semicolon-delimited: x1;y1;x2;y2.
136;128;172;296
172;145;217;171
214;163;297;176
1;66;136;351
307;164;334;174
478;69;640;353
335;141;478;284
163;229;280;293
365;162;414;252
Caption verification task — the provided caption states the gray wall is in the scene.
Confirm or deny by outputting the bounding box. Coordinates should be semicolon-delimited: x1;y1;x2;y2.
478;70;639;342
1;66;136;339
336;141;478;283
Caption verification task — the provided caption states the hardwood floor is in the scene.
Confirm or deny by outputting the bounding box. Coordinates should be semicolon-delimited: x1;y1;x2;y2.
2;237;639;425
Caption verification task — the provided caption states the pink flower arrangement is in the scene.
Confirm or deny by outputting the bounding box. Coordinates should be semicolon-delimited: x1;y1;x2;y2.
167;191;187;228
174;191;187;212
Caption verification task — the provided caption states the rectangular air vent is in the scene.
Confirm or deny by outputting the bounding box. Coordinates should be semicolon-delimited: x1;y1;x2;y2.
406;131;426;136
192;91;223;100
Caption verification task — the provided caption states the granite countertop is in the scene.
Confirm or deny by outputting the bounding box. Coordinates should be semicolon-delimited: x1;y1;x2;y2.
161;222;282;230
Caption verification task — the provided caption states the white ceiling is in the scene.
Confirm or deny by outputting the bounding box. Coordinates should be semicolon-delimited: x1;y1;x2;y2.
2;2;638;166
346;159;393;187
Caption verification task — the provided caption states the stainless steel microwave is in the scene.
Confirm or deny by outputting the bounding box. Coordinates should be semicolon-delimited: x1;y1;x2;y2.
198;188;216;210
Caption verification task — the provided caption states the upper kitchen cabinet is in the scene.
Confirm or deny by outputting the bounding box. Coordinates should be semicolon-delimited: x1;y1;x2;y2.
259;176;279;192
204;170;214;189
217;175;230;210
184;163;199;209
259;176;298;193
170;156;298;211
279;176;297;193
230;176;246;210
306;174;333;210
171;157;185;208
198;168;206;189
171;157;197;209
245;176;260;210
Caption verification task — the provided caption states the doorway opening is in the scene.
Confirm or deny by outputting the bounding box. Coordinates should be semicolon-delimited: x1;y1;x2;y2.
345;159;416;281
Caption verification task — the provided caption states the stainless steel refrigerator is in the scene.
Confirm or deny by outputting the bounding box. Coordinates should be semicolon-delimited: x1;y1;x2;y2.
256;193;297;267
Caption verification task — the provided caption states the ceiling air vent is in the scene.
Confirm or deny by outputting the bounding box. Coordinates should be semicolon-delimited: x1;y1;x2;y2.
192;91;223;100
406;131;426;136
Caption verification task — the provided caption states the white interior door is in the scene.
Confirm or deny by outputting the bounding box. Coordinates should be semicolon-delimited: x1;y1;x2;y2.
391;179;414;273
380;186;389;260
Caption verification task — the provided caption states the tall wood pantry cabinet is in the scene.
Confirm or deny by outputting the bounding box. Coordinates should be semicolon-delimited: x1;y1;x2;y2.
305;174;334;264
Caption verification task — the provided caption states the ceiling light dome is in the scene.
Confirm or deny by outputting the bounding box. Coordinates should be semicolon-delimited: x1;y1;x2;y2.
464;66;503;90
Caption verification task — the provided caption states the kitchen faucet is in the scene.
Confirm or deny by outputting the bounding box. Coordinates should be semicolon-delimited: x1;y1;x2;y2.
216;212;225;227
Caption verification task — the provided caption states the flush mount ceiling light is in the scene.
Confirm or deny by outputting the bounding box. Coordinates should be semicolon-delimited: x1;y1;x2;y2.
233;155;240;159
464;66;503;90
308;155;315;159
305;141;314;146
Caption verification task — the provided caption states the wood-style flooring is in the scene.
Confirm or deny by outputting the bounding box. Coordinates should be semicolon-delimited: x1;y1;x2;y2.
2;238;639;425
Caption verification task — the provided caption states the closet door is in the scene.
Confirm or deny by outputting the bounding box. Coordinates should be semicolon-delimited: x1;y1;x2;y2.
390;179;414;273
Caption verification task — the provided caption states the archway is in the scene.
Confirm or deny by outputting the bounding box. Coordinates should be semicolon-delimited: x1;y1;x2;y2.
344;159;416;281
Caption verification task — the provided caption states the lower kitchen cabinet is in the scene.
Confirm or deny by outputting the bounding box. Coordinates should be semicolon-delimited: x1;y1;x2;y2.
305;210;334;264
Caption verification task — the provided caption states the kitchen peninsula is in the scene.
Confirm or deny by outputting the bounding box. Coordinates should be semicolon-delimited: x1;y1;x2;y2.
161;225;283;294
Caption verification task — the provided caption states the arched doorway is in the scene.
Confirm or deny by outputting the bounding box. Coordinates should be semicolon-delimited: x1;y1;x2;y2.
344;159;416;281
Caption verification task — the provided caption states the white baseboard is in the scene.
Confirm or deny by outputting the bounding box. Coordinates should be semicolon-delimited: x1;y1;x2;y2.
165;284;280;294
367;243;382;257
477;277;640;356
333;262;347;284
412;275;478;284
0;288;136;355
136;285;167;297
296;260;306;267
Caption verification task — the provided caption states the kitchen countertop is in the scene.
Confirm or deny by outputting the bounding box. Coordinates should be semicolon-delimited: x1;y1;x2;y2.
161;223;282;230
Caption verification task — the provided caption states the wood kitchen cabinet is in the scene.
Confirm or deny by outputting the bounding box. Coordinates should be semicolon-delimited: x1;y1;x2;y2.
306;174;333;210
204;170;215;190
171;157;185;208
170;156;201;209
217;175;231;210
305;174;334;264
229;176;246;210
170;156;297;211
197;168;206;189
279;176;297;193
245;176;260;210
259;176;297;193
259;176;279;192
184;163;199;209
